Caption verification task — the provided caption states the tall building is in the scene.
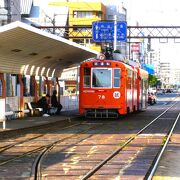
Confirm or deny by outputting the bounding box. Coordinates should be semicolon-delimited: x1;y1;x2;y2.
0;0;35;25
160;62;171;87
144;49;160;77
0;0;21;25
173;68;180;87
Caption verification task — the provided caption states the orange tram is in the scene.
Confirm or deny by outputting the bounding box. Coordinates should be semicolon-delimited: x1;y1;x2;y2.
79;56;149;118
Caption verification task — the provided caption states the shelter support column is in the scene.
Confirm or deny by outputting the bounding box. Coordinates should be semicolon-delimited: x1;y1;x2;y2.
0;73;6;124
6;74;11;96
31;76;38;102
18;74;24;117
56;77;60;103
0;73;6;98
45;77;51;95
39;76;43;96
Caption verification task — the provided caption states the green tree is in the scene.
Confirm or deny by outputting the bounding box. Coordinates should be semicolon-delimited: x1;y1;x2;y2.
148;74;158;87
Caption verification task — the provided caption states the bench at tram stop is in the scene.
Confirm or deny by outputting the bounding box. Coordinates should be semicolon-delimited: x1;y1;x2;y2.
5;103;31;120
25;102;57;116
5;104;22;120
0;103;23;130
25;102;43;116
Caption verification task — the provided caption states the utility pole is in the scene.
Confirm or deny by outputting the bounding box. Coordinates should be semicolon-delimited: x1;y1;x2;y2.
52;13;56;34
147;35;151;51
7;0;11;23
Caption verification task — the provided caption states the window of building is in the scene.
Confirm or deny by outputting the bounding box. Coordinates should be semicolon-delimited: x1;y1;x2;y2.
73;39;85;45
73;11;93;18
96;11;102;18
73;39;92;46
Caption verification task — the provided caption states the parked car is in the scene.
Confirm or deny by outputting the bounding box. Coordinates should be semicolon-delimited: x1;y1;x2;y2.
148;92;157;105
156;89;163;95
166;89;172;93
149;87;157;94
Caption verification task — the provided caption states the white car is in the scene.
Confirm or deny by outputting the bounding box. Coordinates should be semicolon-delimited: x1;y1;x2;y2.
149;88;157;94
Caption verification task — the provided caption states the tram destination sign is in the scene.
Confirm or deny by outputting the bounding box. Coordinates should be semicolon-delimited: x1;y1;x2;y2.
92;21;127;42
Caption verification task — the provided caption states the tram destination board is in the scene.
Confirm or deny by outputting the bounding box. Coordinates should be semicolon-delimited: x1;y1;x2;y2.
92;21;127;42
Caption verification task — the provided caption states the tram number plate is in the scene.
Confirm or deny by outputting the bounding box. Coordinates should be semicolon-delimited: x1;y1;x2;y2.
98;95;105;99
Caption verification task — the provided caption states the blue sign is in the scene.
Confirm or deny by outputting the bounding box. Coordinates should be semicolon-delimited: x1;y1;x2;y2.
92;21;127;42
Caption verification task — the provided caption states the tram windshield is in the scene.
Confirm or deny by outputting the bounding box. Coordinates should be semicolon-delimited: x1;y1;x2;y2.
92;68;112;88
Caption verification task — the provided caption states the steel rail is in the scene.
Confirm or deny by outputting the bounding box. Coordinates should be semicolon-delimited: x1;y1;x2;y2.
147;112;180;180
0;122;82;153
81;101;178;180
31;123;105;180
0;117;79;138
0;122;87;166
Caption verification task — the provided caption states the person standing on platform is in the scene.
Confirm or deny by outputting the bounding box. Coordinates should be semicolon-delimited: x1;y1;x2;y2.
37;94;50;116
51;90;62;115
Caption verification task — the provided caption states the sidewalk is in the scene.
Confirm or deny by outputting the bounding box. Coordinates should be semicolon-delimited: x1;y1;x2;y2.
0;110;80;132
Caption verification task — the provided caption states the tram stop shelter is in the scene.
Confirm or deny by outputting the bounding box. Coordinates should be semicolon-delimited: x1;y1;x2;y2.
0;21;98;124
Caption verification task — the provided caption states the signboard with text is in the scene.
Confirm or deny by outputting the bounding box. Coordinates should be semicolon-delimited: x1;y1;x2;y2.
92;21;127;42
131;43;140;52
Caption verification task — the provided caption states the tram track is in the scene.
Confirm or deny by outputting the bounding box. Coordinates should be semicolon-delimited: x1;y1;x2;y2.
0;96;179;179
0;122;104;166
0;121;82;153
80;100;180;179
0;121;106;179
147;112;180;179
33;97;180;179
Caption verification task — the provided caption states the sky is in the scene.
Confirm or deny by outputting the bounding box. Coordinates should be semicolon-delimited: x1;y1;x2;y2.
37;0;180;68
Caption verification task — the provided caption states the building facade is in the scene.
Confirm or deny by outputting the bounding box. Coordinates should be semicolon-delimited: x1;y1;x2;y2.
49;1;106;52
144;48;161;77
60;67;79;95
0;0;34;25
160;62;171;88
173;68;180;87
0;0;21;25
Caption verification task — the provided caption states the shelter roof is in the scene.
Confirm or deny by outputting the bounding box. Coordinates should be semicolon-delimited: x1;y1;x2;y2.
0;21;98;77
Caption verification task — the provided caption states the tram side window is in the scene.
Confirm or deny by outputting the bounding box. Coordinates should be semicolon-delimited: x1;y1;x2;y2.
83;68;91;87
143;79;148;93
134;73;137;89
114;68;120;88
127;70;133;89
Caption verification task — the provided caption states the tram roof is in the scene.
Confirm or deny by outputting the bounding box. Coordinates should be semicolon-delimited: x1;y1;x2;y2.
0;21;98;77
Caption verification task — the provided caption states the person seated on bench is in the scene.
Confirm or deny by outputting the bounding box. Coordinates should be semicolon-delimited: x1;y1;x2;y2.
51;90;62;115
37;94;51;117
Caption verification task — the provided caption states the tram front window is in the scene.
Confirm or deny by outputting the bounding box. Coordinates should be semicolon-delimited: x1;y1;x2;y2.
92;68;112;88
